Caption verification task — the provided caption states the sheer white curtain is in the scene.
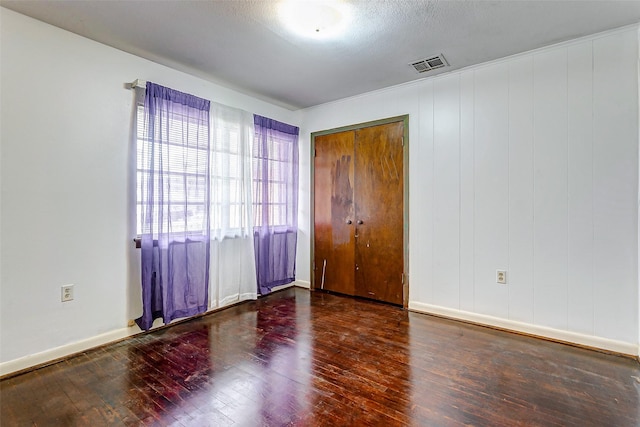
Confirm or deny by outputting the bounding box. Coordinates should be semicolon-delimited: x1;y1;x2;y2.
209;103;257;308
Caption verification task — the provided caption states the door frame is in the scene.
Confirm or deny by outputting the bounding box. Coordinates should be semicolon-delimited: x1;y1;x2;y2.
310;115;410;308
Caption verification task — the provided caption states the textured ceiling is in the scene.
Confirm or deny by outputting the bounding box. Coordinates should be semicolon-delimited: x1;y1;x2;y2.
2;1;640;110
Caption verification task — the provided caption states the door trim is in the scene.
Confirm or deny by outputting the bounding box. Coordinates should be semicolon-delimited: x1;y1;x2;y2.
310;115;410;308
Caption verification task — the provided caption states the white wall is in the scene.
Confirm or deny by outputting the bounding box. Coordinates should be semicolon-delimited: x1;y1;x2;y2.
300;26;639;353
0;8;301;369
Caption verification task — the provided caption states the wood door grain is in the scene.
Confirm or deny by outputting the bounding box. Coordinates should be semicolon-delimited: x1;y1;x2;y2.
354;121;404;305
314;131;355;296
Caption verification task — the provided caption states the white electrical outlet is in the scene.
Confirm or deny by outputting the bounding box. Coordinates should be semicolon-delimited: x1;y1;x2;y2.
61;284;74;302
496;270;507;285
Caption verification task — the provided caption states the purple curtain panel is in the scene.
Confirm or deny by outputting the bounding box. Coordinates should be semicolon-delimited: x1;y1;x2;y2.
253;115;299;295
137;82;211;331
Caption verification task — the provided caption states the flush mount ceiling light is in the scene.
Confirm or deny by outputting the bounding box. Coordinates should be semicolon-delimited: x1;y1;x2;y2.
279;0;350;40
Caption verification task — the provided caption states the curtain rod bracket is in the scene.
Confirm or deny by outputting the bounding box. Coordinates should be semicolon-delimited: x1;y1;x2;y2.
131;79;146;89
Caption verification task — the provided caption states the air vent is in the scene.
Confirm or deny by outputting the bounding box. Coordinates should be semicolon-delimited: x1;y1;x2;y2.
410;54;448;73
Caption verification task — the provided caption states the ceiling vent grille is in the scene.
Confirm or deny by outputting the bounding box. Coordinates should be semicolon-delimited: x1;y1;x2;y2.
410;54;448;73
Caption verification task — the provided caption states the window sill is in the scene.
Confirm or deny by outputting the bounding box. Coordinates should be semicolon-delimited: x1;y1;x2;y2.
134;229;296;249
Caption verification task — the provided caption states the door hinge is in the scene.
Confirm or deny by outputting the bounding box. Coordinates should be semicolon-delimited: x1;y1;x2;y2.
402;273;405;284
314;148;317;157
401;137;404;147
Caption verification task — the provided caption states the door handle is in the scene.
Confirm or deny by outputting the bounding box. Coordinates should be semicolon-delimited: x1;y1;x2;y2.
346;219;352;224
357;220;364;225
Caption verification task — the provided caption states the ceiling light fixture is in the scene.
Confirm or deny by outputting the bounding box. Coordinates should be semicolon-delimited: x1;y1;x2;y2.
279;0;350;40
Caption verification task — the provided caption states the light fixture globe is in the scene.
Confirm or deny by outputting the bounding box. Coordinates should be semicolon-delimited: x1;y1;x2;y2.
279;0;350;39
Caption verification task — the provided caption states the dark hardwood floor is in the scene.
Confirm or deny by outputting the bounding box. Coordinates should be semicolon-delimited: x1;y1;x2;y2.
2;287;639;426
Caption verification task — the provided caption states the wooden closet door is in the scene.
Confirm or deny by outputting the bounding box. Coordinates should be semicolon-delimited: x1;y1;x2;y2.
354;121;404;305
313;131;356;296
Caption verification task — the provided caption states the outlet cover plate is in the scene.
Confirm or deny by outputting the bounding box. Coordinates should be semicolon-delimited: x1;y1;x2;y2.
496;270;507;284
61;284;74;302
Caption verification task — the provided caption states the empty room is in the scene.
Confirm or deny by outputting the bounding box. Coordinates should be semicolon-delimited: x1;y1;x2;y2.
2;1;640;425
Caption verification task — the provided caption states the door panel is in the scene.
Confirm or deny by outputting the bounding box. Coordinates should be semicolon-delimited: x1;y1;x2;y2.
354;122;404;305
314;131;356;296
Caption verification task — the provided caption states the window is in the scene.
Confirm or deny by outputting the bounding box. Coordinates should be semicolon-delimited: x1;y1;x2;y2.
252;118;299;229
253;136;287;227
134;86;299;297
136;97;298;243
136;103;210;236
210;114;252;236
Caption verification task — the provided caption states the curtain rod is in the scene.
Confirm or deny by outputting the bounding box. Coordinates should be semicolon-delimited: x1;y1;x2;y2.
130;79;146;89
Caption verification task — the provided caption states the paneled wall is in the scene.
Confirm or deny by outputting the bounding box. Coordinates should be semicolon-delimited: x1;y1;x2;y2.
301;26;639;351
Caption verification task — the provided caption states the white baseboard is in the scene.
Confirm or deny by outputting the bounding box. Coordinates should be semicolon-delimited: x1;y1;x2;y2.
409;301;638;356
0;326;139;377
217;292;257;308
1;283;316;377
268;283;294;293
269;280;310;292
294;280;310;289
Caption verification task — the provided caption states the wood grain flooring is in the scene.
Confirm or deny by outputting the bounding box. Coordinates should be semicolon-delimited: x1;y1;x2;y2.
1;288;639;426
